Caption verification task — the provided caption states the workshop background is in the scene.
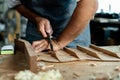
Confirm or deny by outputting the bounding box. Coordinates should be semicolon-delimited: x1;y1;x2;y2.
0;0;120;47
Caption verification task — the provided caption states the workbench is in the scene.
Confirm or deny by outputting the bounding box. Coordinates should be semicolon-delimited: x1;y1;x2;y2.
0;41;120;80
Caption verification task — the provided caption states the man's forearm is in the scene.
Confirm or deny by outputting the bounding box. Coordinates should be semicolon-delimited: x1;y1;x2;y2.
15;5;40;23
57;0;98;48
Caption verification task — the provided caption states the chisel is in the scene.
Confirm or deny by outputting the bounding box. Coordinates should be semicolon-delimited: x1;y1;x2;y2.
46;33;53;51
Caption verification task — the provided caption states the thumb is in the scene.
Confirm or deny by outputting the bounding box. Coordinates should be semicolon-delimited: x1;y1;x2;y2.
46;29;51;34
45;23;53;35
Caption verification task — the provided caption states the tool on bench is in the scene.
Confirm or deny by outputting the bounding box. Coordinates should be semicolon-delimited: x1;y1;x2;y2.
1;45;14;54
46;33;53;51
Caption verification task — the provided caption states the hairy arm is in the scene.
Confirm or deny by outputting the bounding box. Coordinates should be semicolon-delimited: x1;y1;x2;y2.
15;5;38;23
57;0;98;48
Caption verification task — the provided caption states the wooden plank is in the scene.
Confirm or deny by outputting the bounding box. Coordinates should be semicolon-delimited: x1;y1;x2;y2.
77;45;100;59
86;47;120;61
24;42;37;72
15;39;37;72
14;39;25;53
90;44;120;58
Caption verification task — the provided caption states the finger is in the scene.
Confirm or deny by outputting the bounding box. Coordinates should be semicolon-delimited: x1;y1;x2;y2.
34;42;44;50
34;43;48;53
34;41;47;50
39;24;47;38
32;41;41;48
32;40;45;48
49;26;53;35
32;40;48;52
45;22;53;35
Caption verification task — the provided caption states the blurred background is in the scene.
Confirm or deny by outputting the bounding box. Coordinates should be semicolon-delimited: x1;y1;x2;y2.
0;0;27;47
0;0;120;47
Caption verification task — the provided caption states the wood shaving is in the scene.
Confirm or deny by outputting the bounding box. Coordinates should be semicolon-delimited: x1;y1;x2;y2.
88;63;97;67
14;69;63;80
114;66;120;71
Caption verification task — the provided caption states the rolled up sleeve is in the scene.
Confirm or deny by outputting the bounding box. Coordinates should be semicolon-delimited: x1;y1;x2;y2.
8;0;21;8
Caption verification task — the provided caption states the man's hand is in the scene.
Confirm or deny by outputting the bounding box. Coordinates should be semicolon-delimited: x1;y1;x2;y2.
32;39;62;53
35;17;53;38
15;5;53;38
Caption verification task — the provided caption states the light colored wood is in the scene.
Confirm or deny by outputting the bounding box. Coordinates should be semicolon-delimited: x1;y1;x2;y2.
14;39;120;73
36;52;59;62
52;50;78;62
1;55;120;80
1;44;120;80
77;45;100;59
100;46;120;53
84;47;120;61
64;47;79;58
90;44;120;58
64;48;100;60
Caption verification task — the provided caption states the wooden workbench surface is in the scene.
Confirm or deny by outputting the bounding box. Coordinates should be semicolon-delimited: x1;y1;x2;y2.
0;46;120;80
